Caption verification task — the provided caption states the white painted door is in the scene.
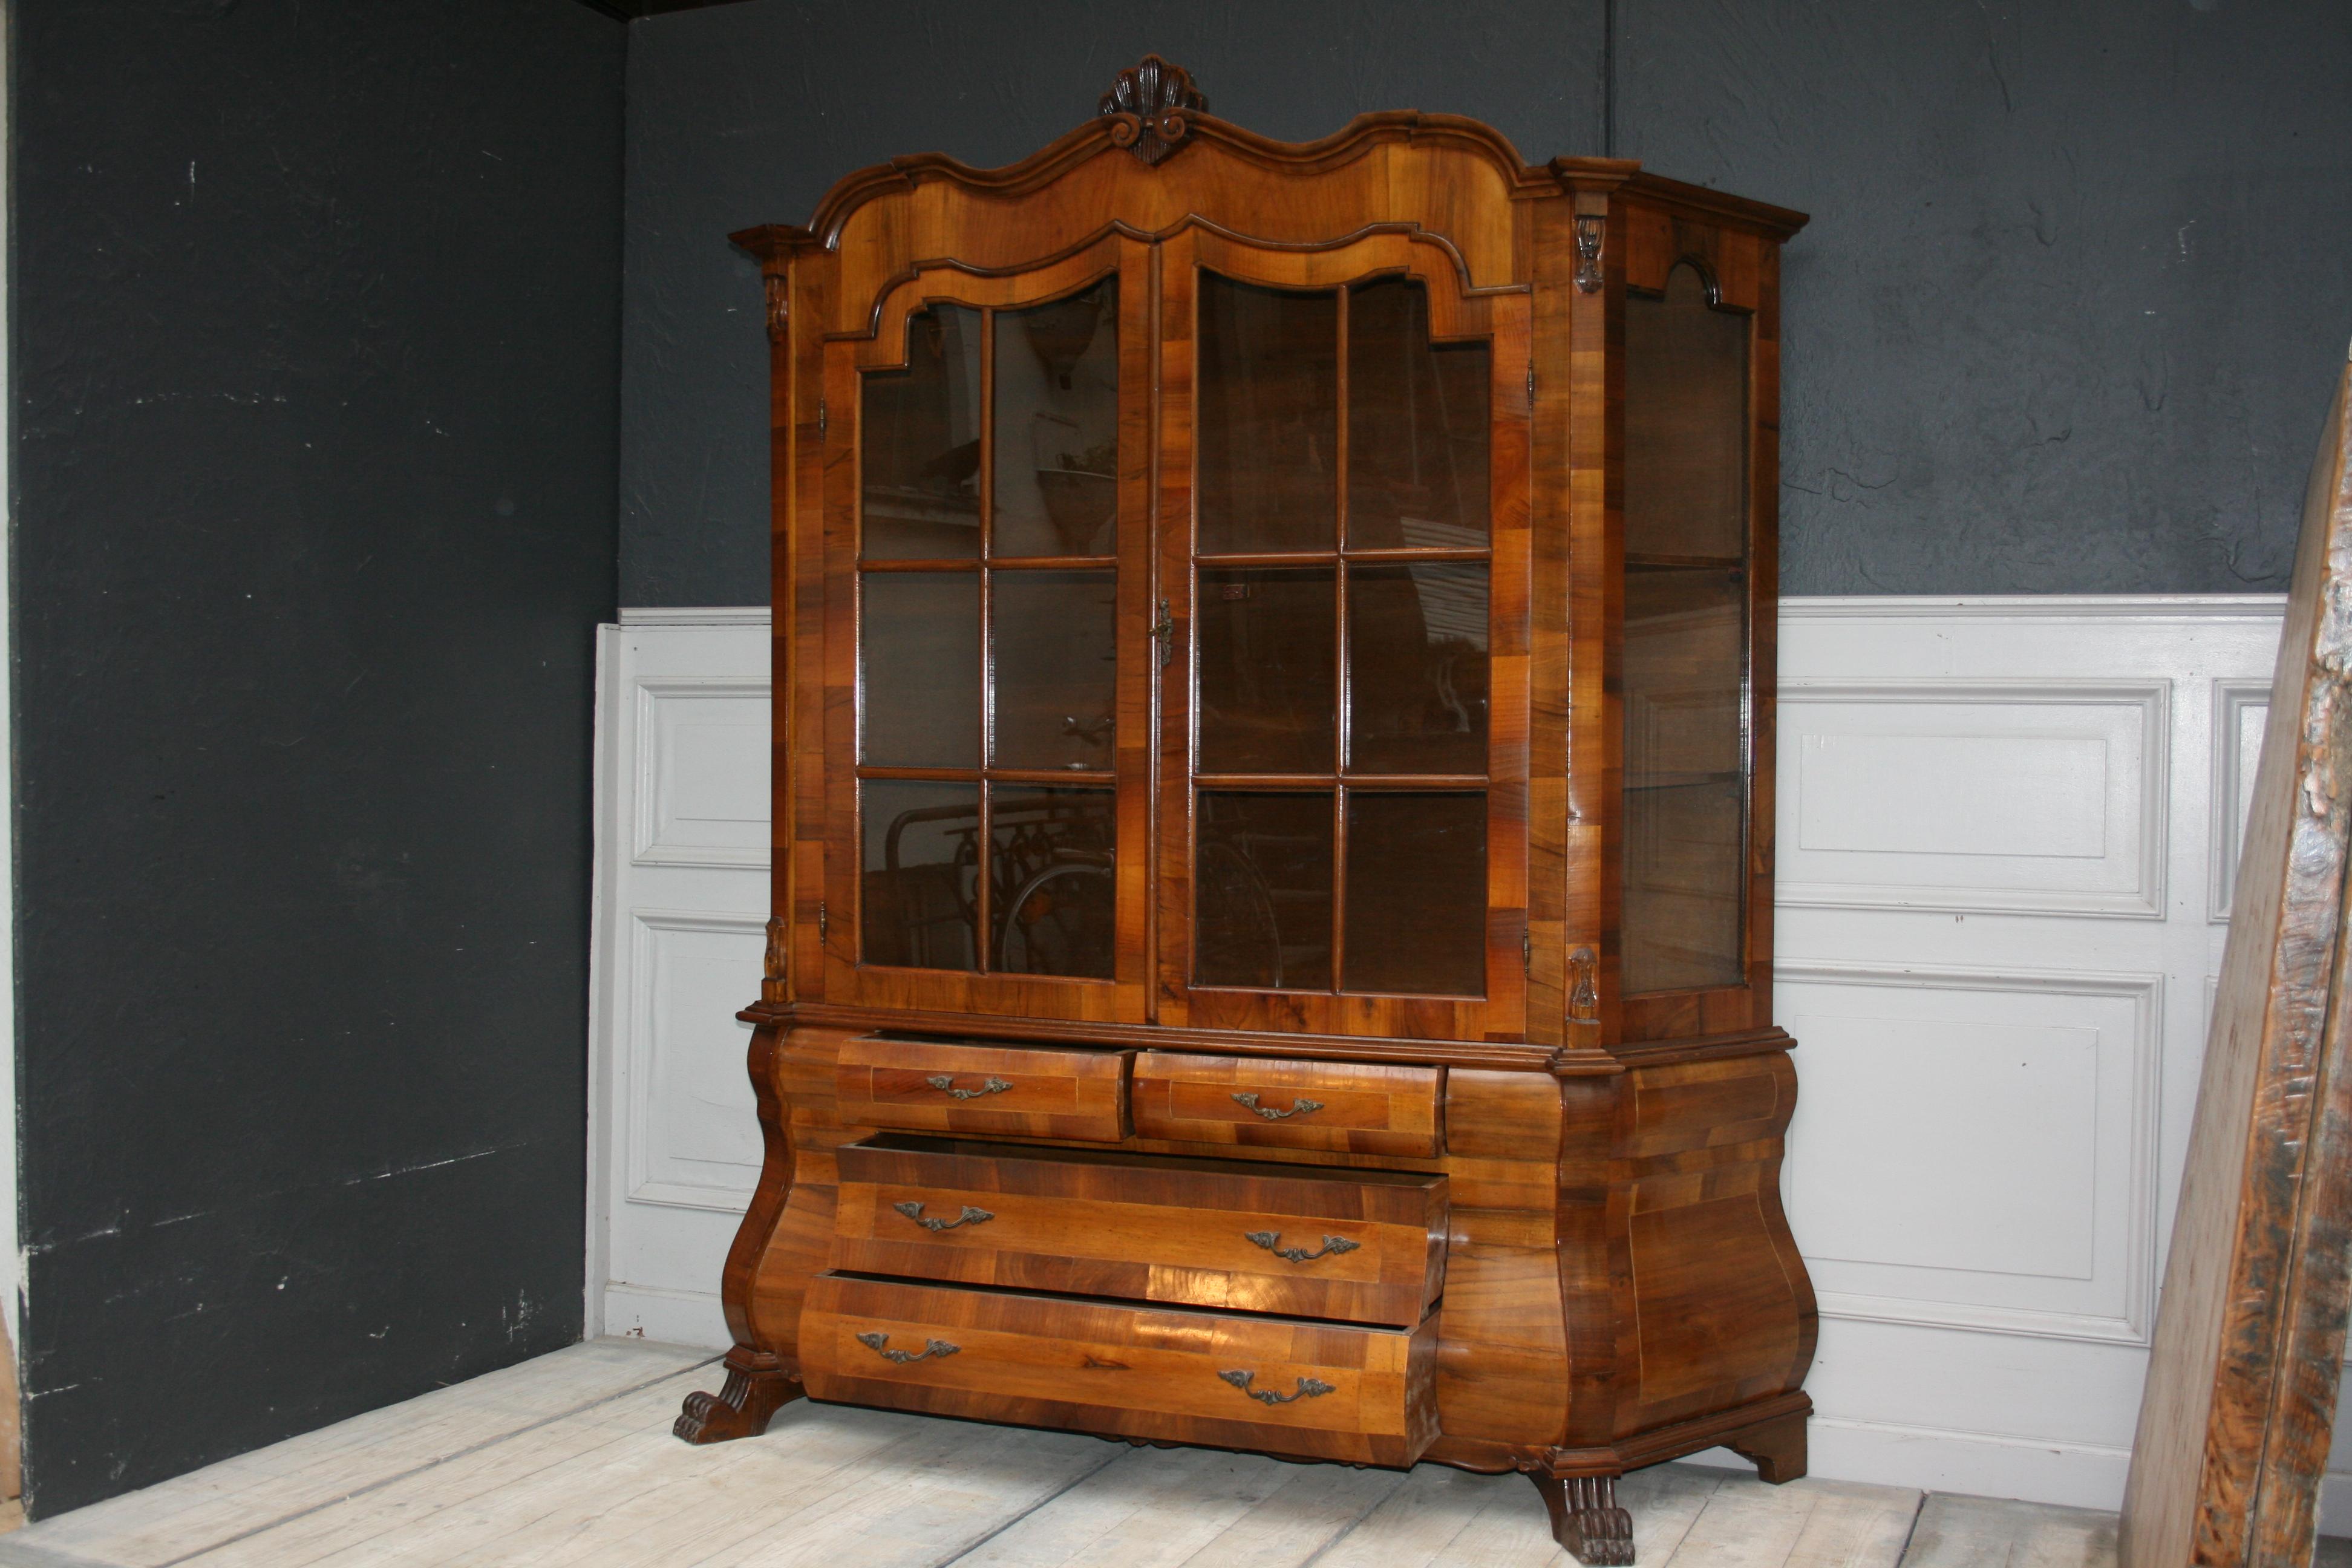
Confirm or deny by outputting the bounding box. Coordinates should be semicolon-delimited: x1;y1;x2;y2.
587;609;771;1350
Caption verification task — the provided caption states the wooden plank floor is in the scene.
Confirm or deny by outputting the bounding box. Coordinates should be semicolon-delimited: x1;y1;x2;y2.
0;1338;2204;1567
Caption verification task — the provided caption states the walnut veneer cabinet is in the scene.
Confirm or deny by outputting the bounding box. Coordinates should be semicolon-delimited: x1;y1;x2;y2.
676;57;1814;1564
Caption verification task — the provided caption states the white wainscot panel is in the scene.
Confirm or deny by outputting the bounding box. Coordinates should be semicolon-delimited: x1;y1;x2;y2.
1779;963;2160;1345
1779;681;2169;917
633;678;771;867
2208;679;2270;922
626;910;766;1212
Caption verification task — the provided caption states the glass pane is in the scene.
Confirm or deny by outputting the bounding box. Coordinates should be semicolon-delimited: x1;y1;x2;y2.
1346;277;1489;549
863;304;983;560
1621;566;1746;993
1344;792;1486;996
991;570;1116;771
861;572;979;766
1624;265;1749;562
1196;274;1338;554
990;787;1116;979
994;279;1119;558
1347;563;1488;775
1197;568;1336;775
861;780;979;970
1196;791;1333;990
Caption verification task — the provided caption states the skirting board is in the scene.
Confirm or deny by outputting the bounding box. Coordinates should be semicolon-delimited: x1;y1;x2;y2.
601;1282;728;1353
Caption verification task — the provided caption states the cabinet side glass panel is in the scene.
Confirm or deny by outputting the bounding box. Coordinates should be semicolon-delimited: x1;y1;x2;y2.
1621;263;1751;995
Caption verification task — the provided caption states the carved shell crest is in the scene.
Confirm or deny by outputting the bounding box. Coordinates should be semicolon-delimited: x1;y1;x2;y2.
1099;55;1207;166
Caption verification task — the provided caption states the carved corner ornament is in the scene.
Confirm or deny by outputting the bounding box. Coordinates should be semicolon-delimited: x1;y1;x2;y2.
1573;214;1606;293
762;274;788;341
1567;946;1600;1024
762;914;787;1003
1099;55;1207;166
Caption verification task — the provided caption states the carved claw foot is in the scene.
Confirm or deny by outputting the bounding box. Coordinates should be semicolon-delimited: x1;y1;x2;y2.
673;1356;803;1444
1727;1410;1808;1485
1530;1472;1636;1566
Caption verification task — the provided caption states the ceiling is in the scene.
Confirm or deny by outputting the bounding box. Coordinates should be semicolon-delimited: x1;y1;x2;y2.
573;0;754;19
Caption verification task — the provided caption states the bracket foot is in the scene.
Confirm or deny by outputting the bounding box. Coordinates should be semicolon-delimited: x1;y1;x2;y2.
1726;1409;1808;1485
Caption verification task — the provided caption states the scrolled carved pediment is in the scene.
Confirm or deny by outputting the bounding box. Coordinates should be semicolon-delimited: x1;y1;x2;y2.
1099;54;1207;166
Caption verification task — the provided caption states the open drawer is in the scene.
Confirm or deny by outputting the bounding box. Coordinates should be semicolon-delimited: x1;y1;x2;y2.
832;1134;1446;1326
800;1273;1440;1467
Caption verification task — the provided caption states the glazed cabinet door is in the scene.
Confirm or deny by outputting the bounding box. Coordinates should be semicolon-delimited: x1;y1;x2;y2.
1612;206;1781;1042
820;236;1155;1023
1155;229;1532;1040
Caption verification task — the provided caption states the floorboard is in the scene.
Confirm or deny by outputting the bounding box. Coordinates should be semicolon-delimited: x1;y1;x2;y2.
0;1338;2277;1568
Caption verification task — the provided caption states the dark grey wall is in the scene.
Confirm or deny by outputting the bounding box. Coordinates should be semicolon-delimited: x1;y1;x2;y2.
619;0;2352;603
15;0;622;1516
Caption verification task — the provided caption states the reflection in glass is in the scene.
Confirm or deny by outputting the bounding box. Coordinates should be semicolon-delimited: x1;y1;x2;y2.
994;279;1119;558
1196;275;1338;554
1624;265;1749;561
1196;792;1333;990
1197;569;1336;775
1344;792;1485;996
990;787;1116;979
1347;277;1490;549
990;570;1116;770
861;780;980;970
861;572;980;767
1621;567;1746;993
863;305;984;560
1347;563;1488;774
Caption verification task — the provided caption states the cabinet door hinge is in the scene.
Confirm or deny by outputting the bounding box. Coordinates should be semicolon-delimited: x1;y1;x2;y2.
1526;364;1536;407
817;397;828;438
1521;927;1532;974
817;900;828;943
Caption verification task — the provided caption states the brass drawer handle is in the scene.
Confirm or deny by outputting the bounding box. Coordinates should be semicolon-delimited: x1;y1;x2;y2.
926;1074;1013;1100
1243;1230;1360;1264
855;1331;960;1365
894;1200;994;1232
1232;1092;1324;1121
1218;1370;1336;1405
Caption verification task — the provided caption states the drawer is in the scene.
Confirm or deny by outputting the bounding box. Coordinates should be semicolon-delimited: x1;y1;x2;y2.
800;1273;1439;1467
832;1134;1446;1327
836;1036;1131;1142
1132;1053;1443;1157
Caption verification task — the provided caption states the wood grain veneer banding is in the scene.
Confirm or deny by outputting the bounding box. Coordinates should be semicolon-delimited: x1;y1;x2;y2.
835;1036;1132;1142
1131;1051;1443;1157
831;1133;1446;1325
800;1272;1440;1468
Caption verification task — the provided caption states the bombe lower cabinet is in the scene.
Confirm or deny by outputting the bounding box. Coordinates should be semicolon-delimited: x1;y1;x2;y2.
675;57;1814;1564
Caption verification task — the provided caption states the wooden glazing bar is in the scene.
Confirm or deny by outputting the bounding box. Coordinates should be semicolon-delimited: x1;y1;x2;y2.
1331;284;1351;996
1194;773;1488;791
974;307;996;974
1190;548;1491;567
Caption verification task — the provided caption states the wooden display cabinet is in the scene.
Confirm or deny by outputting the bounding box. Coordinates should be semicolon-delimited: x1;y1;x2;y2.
677;57;1813;1564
